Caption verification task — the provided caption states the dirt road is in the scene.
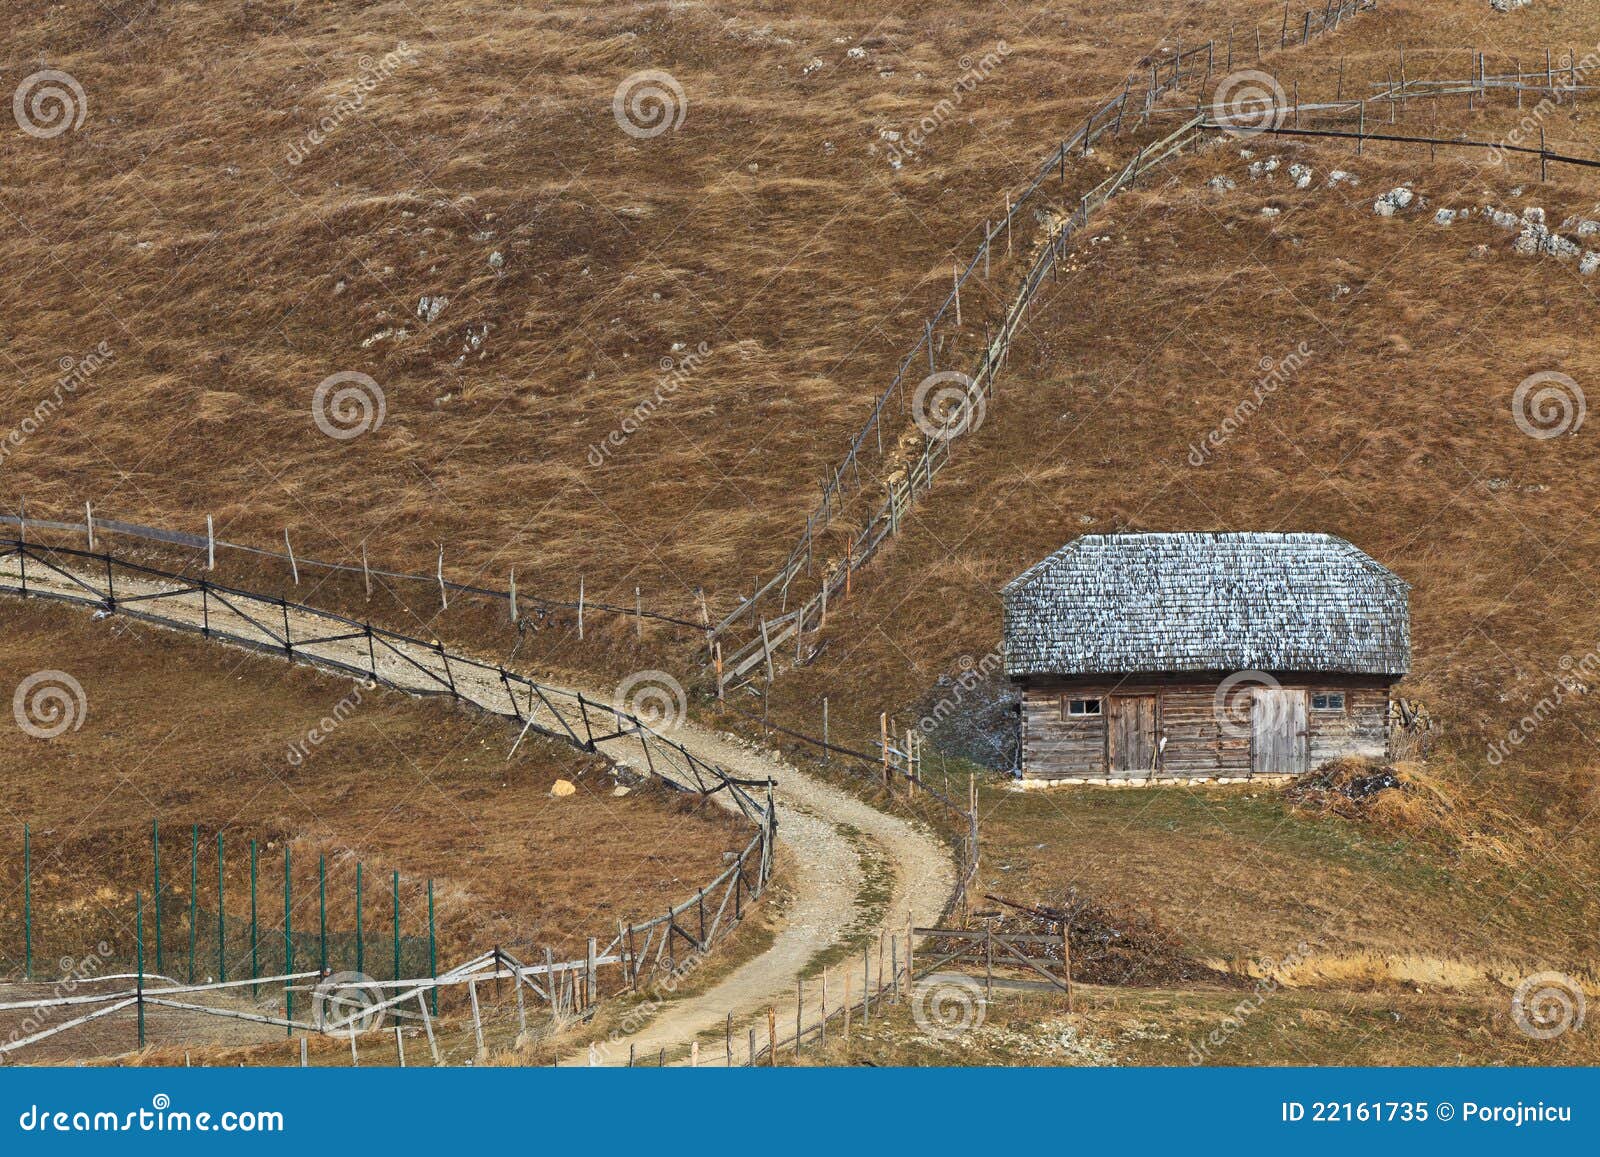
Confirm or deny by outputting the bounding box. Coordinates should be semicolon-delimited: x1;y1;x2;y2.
0;552;955;1065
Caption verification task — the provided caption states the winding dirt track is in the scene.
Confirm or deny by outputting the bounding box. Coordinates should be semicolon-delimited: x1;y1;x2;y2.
0;552;954;1065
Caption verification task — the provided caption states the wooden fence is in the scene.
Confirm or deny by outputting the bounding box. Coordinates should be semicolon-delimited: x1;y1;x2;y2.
0;507;706;636
708;1;1382;691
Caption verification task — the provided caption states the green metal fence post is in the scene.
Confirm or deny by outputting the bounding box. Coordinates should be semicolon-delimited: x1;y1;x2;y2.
216;832;225;983
188;824;198;984
428;879;437;1015
319;854;327;974
284;845;292;1035
249;839;258;997
355;862;363;976
23;823;31;981
152;819;161;975
392;870;400;982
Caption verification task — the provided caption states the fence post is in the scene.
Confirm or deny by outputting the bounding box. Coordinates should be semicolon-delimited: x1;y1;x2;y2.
284;844;293;1035
284;528;299;584
206;515;214;571
136;891;145;1049
822;698;830;763
428;879;438;1015
216;832;226;983
85;502;94;550
151;820;161;976
23;823;31;980
319;855;328;973
189;824;198;984
392;870;401;983
436;544;448;611
508;567;518;623
577;576;585;640
355;861;364;977
250;839;258;996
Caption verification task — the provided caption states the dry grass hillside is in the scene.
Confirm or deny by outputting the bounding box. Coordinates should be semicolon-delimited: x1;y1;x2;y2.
3;0;1394;622
0;597;745;981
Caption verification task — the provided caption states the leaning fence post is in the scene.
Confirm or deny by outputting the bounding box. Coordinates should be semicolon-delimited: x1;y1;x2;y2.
360;542;371;599
84;501;94;550
206;515;215;571
284;528;299;584
508;568;518;622
23;823;31;980
436;544;448;611
428;879;438;1014
822;697;830;763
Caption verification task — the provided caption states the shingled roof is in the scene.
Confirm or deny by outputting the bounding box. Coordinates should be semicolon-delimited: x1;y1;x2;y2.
1002;532;1409;678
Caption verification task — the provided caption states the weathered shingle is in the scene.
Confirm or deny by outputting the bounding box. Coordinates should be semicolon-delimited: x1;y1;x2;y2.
1002;532;1410;678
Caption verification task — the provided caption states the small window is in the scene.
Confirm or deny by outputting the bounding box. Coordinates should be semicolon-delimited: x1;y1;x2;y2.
1311;693;1346;711
1066;698;1103;717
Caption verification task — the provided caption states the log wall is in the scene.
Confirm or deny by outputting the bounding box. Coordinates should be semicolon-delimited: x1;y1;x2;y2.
1018;672;1393;783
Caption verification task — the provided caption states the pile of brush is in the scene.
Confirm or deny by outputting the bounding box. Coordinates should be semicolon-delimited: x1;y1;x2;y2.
1283;758;1454;832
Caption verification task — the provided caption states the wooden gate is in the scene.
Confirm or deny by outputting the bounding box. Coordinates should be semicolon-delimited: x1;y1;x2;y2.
1108;694;1157;774
1252;687;1307;775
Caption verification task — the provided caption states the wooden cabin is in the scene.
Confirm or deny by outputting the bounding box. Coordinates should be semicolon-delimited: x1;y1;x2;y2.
1002;532;1410;785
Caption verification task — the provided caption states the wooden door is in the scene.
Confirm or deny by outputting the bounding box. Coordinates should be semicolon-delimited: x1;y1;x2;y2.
1108;695;1157;774
1252;688;1308;775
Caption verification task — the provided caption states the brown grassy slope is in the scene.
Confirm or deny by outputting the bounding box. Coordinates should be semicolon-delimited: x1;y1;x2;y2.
0;596;747;975
1;0;1361;622
758;124;1600;961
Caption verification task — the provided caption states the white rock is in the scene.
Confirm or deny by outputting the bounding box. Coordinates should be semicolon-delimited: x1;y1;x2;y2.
1327;169;1358;187
1581;251;1600;276
1260;206;1281;217
1208;175;1237;192
417;295;448;323
1522;206;1545;225
1288;162;1313;189
1433;209;1457;226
